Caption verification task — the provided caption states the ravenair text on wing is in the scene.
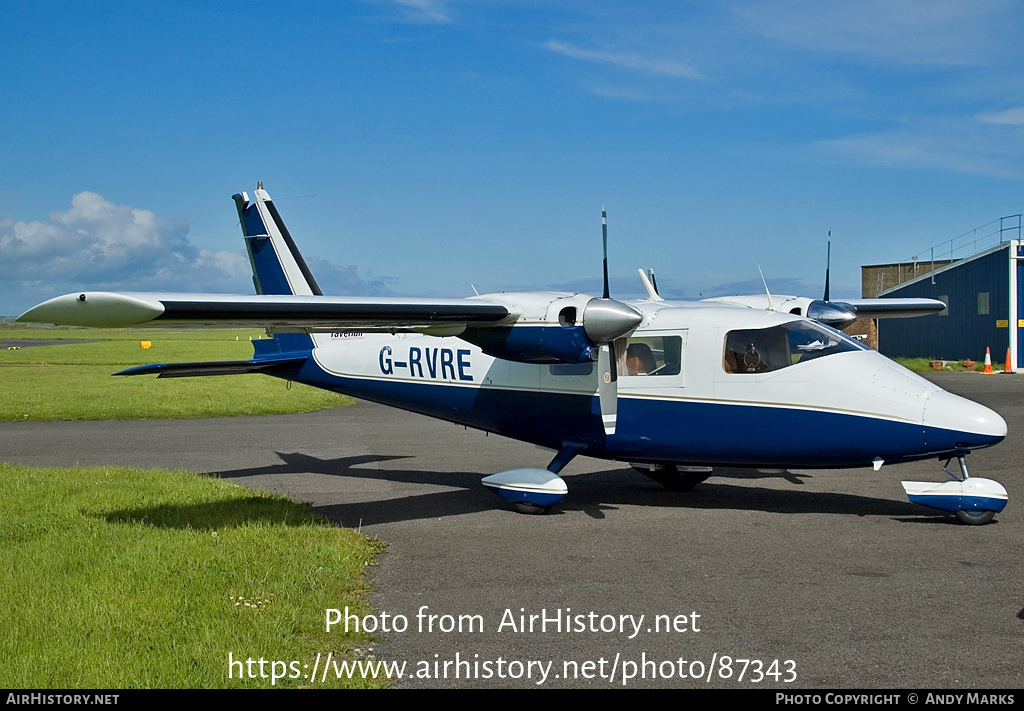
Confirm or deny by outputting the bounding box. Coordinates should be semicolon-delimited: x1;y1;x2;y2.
497;608;702;640
379;345;474;381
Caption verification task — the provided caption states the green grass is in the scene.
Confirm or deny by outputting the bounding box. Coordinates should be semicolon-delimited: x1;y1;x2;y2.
0;325;353;421
0;463;387;688
893;357;985;373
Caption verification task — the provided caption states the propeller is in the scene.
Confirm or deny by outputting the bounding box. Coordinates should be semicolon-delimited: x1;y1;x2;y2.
585;207;642;435
823;229;831;303
602;207;610;299
806;229;857;329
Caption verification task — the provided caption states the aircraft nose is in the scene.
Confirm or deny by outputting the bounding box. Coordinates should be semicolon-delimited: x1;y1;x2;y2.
923;389;1007;449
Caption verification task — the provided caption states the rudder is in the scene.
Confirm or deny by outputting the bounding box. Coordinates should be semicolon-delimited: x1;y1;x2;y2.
233;183;322;296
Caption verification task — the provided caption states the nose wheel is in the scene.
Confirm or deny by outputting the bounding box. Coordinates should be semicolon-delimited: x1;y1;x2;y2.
955;508;996;525
901;454;1007;525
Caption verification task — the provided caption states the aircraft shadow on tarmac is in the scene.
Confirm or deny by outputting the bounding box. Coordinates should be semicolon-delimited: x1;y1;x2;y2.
99;496;328;531
207;452;945;527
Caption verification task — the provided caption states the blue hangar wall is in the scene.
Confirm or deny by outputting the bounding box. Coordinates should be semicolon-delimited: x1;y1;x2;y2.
877;242;1022;367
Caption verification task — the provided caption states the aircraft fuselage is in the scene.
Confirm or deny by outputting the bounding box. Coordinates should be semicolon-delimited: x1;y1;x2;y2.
267;298;1005;470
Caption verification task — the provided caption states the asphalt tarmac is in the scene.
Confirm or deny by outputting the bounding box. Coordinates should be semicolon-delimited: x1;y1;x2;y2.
1;372;1021;689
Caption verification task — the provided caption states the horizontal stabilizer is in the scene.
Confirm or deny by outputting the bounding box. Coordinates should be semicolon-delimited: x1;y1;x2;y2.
114;356;307;378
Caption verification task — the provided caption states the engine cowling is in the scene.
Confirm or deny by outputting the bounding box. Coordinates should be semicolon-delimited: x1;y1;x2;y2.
805;299;857;330
460;293;642;364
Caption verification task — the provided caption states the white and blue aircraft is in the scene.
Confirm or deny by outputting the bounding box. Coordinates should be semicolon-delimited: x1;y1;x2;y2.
18;184;1009;523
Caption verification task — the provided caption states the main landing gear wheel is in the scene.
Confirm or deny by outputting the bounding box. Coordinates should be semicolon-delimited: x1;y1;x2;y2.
512;501;551;515
661;464;711;493
955;509;996;526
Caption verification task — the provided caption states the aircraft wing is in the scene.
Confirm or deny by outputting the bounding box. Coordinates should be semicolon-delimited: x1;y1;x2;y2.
702;294;945;328
831;298;946;319
16;291;515;331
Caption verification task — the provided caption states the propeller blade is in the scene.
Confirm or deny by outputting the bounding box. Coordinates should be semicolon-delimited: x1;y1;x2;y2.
598;341;618;435
824;229;831;302
602;206;610;299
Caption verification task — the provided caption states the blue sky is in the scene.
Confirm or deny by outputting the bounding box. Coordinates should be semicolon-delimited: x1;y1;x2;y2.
3;0;1024;315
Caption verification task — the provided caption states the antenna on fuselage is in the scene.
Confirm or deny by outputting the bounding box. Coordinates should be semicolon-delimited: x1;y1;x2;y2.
758;265;776;312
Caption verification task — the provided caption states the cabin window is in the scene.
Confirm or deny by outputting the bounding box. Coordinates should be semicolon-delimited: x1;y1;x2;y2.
549;362;593;376
614;336;682;376
722;321;865;374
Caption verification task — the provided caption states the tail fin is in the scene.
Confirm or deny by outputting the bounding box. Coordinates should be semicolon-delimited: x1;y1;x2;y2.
233;183;322;296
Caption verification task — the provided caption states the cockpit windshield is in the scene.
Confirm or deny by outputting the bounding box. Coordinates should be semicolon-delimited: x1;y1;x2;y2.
723;321;866;374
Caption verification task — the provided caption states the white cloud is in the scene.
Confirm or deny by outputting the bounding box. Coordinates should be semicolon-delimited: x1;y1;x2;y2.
393;0;450;24
977;107;1024;125
587;85;656;101
734;0;1016;66
305;257;395;296
544;40;701;79
815;119;1024;179
0;192;250;292
0;192;396;315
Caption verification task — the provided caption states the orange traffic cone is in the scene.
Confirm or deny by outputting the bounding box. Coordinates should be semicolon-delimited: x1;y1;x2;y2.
982;347;994;374
1004;348;1014;374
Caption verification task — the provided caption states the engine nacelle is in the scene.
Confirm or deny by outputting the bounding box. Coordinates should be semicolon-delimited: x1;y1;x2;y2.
805;299;857;330
703;294;857;330
462;293;641;364
460;323;594;363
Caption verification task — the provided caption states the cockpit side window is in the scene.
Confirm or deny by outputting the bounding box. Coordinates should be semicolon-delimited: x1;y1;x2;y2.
723;328;788;373
615;336;682;376
723;321;864;374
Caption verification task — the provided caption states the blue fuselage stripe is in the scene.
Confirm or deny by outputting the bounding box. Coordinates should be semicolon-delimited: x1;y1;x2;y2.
908;493;1008;513
273;359;1000;468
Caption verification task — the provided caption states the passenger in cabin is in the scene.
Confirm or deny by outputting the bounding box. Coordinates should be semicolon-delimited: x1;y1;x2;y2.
616;336;682;376
626;342;657;375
